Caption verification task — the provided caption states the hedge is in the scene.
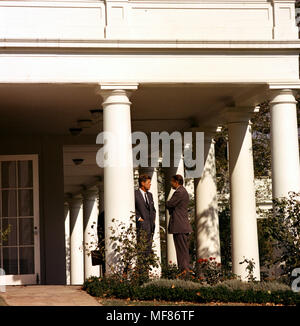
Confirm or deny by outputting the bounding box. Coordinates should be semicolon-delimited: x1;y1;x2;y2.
83;277;300;305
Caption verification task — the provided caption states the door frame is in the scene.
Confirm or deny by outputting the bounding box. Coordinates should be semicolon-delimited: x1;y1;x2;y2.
0;154;40;285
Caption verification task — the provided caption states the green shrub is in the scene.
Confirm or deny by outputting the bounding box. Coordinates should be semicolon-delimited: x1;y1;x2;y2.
220;279;290;292
83;277;300;305
142;278;210;290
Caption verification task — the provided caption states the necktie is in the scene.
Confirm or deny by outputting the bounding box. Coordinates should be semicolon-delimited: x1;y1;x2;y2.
145;192;149;206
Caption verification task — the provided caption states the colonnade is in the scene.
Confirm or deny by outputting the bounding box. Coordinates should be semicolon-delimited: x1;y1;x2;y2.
65;86;300;283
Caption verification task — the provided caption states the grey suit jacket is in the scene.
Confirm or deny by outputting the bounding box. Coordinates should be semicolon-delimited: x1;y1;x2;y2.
135;189;156;234
166;185;192;234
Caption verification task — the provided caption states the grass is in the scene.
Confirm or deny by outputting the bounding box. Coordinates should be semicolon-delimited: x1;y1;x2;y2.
97;297;285;306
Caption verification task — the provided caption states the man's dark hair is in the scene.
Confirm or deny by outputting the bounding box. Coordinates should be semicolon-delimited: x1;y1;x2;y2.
172;174;184;185
138;174;151;187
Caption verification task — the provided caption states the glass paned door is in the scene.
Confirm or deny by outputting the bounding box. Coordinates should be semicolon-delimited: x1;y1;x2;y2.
0;155;40;285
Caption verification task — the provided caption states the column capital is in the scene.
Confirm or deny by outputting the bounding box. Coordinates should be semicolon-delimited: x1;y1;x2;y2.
68;195;83;208
184;126;216;144
269;88;298;105
203;129;217;144
96;83;139;105
64;194;72;205
223;107;256;124
96;84;138;109
99;83;139;90
187;125;215;133
82;188;99;201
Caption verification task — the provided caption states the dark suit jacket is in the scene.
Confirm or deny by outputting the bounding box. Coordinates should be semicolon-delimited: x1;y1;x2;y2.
166;185;192;234
135;189;156;234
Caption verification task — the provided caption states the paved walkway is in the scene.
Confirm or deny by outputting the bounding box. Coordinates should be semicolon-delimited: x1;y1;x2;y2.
0;285;101;306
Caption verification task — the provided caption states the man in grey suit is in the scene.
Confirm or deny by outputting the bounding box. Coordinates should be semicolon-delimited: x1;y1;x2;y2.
166;174;192;272
135;174;156;256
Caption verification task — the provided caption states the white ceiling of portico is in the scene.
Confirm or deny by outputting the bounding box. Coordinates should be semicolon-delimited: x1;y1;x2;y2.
0;82;267;136
63;145;102;195
0;82;267;195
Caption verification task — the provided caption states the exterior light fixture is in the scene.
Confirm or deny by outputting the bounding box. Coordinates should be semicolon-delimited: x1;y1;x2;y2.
90;109;103;120
72;158;84;165
69;128;82;136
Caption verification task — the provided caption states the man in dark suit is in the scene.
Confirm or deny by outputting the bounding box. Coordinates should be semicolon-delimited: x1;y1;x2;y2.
135;174;156;256
166;174;192;272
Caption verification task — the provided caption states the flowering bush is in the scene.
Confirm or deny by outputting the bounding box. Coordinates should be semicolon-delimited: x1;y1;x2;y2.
196;257;237;285
197;257;223;285
161;262;181;280
162;257;236;285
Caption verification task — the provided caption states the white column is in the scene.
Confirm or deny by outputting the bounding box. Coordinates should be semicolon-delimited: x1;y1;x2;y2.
98;85;137;274
69;196;84;285
83;189;100;279
270;89;300;198
164;156;185;266
227;110;260;281
139;166;162;277
64;201;71;285
194;132;221;263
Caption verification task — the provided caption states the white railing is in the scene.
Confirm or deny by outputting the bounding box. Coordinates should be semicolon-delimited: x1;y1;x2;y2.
0;1;298;41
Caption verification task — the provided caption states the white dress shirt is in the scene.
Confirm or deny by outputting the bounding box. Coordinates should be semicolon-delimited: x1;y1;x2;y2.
139;188;149;204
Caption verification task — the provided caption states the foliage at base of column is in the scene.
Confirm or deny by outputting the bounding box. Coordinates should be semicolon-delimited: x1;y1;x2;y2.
85;214;160;286
259;192;300;281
